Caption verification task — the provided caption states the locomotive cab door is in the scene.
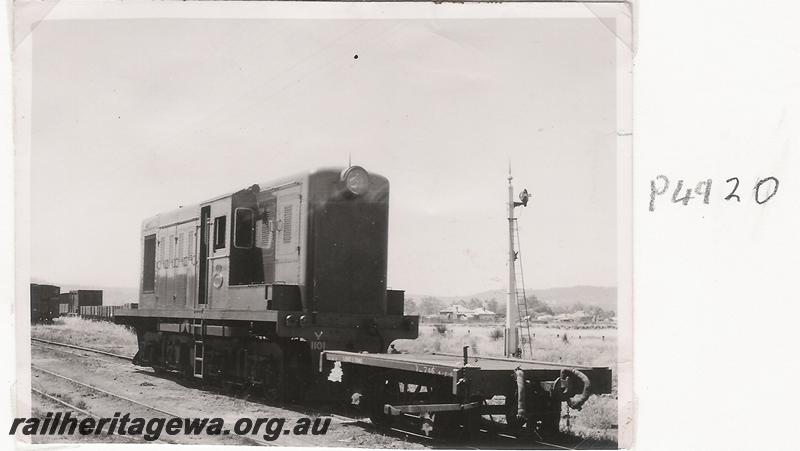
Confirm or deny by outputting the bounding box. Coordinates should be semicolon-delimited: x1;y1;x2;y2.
201;198;232;309
274;187;302;285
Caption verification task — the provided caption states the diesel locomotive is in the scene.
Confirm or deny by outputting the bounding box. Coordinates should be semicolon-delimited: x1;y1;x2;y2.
115;166;419;400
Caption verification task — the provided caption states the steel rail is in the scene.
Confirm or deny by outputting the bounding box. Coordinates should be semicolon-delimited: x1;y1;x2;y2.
31;338;133;361
31;342;133;368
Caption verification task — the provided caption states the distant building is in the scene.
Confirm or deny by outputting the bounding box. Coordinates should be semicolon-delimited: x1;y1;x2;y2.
569;310;595;324
439;305;472;321
438;305;498;321
469;307;498;321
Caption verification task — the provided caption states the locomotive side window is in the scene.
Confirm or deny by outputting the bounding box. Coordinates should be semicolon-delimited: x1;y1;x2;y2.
142;234;156;292
234;208;254;249
213;216;227;250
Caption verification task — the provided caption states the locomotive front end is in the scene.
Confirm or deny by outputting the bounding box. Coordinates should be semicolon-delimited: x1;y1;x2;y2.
274;167;419;354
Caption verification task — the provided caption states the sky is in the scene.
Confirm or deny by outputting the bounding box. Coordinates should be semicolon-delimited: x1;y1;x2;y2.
29;17;617;296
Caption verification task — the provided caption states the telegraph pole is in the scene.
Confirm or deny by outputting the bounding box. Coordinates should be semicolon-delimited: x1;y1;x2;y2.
505;170;530;358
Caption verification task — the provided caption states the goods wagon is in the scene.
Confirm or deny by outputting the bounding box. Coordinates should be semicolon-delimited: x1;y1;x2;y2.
30;284;61;324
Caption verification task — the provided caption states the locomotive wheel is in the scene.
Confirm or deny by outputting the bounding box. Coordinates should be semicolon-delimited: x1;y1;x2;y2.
261;358;282;403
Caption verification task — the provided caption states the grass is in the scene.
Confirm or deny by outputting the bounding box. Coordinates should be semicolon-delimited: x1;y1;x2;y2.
31;316;138;357
394;324;616;367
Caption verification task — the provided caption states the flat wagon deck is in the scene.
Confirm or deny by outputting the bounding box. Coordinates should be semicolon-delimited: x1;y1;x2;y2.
322;349;612;440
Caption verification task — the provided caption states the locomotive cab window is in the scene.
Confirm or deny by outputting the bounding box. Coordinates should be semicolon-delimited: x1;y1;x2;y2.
142;234;156;292
234;208;254;249
213;216;227;250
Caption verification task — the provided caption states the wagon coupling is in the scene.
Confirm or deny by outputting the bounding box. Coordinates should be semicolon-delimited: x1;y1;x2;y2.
555;368;592;410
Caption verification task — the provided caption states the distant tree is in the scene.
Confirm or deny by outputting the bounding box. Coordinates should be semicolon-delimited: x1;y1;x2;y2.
418;296;446;316
529;294;554;315
486;298;500;314
467;297;482;309
404;298;418;315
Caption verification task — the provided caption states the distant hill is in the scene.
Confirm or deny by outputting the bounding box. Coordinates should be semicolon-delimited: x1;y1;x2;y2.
411;285;617;313
30;278;138;306
29;278;616;313
534;286;617;312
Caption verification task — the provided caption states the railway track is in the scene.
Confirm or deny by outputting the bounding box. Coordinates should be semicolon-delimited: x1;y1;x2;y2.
31;338;133;361
31;363;277;447
31;386;171;444
31;338;587;449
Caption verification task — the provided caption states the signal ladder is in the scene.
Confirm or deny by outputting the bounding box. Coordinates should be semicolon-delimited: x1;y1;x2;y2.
512;218;534;358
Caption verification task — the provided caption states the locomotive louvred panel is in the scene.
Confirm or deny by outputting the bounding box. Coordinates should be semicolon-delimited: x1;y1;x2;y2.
169;234;175;266
178;232;185;265
187;231;194;261
283;205;293;244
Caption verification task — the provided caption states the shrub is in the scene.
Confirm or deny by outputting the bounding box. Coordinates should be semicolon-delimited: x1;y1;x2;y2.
434;324;448;335
468;337;479;355
489;328;503;341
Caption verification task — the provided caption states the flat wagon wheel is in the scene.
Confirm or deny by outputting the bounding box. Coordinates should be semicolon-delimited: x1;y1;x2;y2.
424;411;461;440
532;396;562;439
367;377;401;428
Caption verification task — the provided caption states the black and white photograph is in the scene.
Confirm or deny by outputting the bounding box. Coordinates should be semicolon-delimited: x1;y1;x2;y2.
11;1;633;449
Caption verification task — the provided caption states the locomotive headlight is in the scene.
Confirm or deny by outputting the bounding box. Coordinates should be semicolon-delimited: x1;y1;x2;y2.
341;166;370;196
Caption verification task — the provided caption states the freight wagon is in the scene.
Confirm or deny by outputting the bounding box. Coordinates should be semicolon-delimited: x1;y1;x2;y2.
30;284;61;324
